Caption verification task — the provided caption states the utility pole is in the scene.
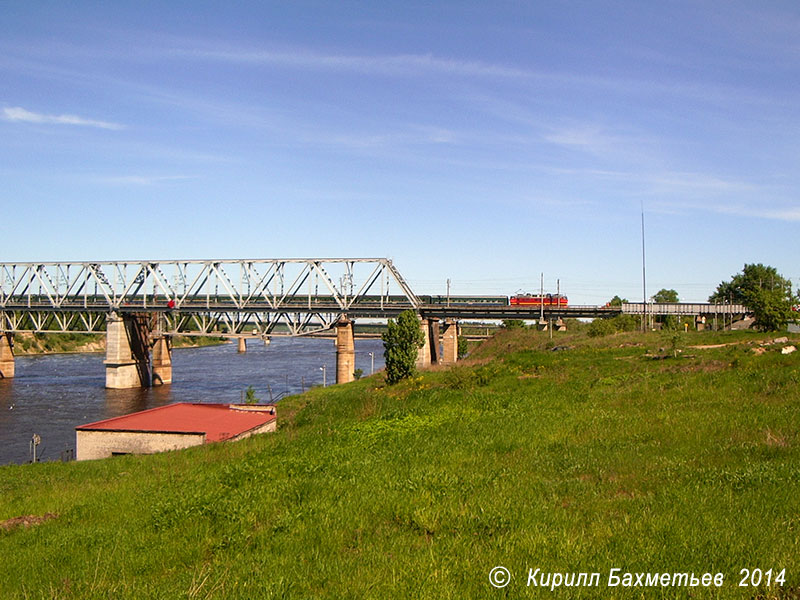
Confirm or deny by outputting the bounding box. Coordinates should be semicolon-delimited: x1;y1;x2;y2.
446;278;451;308
540;272;545;324
641;202;647;332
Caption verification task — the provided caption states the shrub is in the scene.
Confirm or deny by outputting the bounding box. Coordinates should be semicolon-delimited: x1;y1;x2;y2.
382;310;425;385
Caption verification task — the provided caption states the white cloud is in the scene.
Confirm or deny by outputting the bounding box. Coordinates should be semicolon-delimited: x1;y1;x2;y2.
96;175;194;185
2;106;123;130
172;46;532;79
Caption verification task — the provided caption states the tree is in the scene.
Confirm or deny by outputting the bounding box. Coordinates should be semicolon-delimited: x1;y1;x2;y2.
709;264;796;331
607;295;627;307
652;289;679;329
653;289;679;303
382;310;425;384
243;385;260;405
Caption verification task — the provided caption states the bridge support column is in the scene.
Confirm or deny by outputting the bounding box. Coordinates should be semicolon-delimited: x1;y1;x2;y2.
429;318;441;364
0;333;14;379
237;338;247;353
442;320;458;365
152;336;172;385
416;318;431;369
335;316;355;384
105;313;149;389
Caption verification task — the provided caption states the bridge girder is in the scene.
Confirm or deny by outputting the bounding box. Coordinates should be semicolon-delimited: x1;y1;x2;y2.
0;258;419;336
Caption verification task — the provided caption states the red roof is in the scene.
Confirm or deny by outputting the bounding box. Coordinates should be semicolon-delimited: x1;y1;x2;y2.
76;403;276;442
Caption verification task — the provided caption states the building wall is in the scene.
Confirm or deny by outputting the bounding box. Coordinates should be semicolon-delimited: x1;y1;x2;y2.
229;420;277;441
76;430;205;461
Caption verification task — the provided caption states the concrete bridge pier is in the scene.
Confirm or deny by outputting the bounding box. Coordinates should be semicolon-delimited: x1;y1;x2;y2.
335;316;355;384
416;318;431;369
151;336;172;385
105;313;151;389
442;320;459;365
428;318;441;364
237;338;247;353
0;333;14;379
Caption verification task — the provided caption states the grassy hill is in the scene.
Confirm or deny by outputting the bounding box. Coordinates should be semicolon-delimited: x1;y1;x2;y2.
1;328;798;598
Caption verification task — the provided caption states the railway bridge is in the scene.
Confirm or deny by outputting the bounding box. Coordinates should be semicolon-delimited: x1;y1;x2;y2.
0;258;749;388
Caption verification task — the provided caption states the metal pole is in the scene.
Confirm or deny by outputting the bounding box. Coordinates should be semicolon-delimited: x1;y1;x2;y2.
540;272;544;324
641;202;647;332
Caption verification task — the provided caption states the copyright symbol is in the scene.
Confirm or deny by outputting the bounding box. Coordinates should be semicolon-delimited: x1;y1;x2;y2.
489;566;511;588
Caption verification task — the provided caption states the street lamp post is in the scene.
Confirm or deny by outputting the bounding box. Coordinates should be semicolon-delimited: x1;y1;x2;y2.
320;365;326;387
368;352;374;375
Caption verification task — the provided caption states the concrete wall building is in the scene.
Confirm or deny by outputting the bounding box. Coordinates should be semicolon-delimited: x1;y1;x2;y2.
75;403;276;460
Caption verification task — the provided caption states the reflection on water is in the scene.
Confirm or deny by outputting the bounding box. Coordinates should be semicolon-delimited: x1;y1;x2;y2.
0;337;385;465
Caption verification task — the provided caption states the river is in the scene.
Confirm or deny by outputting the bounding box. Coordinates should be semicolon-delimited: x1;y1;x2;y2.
0;337;385;465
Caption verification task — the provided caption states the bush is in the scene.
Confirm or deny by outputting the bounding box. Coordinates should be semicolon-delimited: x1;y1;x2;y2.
587;314;639;337
587;319;616;337
382;310;425;385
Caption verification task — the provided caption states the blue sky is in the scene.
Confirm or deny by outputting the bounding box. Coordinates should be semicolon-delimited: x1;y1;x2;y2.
2;1;799;303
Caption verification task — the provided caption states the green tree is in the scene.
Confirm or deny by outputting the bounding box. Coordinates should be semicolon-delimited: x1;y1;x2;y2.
382;310;425;385
607;295;627;306
653;288;679;303
243;385;259;405
709;264;796;331
652;289;679;329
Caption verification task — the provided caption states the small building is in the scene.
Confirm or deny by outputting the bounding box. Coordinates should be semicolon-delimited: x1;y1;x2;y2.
75;403;277;461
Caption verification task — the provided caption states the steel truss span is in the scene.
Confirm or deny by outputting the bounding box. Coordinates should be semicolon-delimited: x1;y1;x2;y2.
0;259;419;336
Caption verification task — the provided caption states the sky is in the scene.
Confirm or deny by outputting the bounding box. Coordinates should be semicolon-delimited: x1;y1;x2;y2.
2;0;799;304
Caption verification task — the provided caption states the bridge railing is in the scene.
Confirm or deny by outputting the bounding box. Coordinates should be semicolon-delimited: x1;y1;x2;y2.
621;302;749;315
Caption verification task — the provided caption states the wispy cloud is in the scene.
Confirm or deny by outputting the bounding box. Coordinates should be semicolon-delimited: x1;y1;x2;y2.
2;106;123;130
714;202;800;222
171;46;532;79
96;175;194;185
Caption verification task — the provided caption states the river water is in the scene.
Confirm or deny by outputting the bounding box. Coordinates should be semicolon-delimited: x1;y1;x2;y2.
0;337;385;465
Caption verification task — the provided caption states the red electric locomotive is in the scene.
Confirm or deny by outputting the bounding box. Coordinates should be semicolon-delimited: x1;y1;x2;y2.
509;293;568;307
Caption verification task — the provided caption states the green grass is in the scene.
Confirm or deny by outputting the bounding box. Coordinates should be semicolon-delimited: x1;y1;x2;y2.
1;329;799;598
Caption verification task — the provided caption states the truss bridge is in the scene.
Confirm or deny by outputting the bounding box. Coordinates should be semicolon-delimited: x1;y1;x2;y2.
0;258;419;337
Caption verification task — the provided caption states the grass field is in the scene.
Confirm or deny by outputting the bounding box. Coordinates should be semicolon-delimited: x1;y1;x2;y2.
1;328;798;598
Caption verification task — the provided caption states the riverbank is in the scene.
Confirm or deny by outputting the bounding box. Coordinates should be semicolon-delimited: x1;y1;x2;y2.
0;328;798;598
11;332;229;356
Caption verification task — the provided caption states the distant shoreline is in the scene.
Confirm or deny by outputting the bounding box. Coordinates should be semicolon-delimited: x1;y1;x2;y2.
12;334;229;357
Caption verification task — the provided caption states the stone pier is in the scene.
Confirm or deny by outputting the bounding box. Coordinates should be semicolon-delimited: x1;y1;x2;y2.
442;320;459;365
151;336;172;385
429;318;441;364
335;316;355;384
237;337;247;353
105;313;150;389
416;318;431;369
0;333;14;379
